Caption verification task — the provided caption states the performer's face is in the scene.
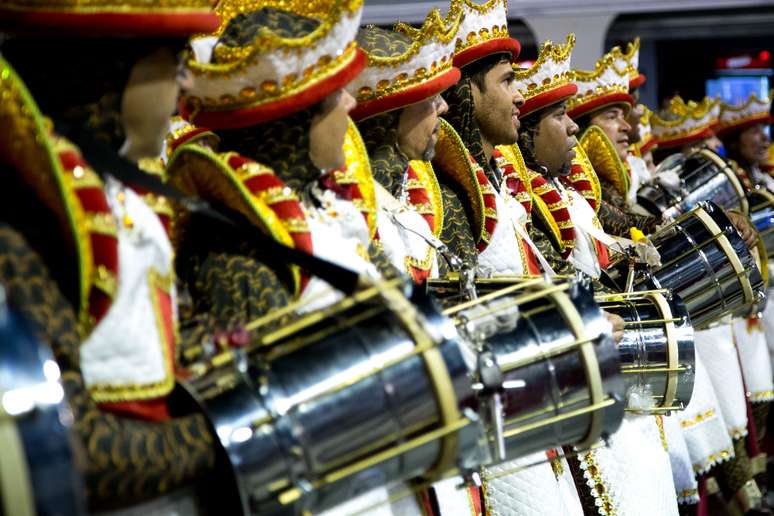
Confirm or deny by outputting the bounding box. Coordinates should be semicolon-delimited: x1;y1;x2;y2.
471;58;524;150
121;46;181;161
533;102;579;177
397;94;449;161
309;89;357;170
590;106;631;161
738;123;771;166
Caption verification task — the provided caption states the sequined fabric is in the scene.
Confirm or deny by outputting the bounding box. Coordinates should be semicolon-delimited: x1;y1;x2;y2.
598;177;658;237
0;222;216;510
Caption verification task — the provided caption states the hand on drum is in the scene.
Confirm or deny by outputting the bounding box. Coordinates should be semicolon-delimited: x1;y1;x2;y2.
726;210;758;249
604;311;625;345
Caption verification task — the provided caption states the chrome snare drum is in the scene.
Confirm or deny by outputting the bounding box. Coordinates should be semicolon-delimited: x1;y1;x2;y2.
638;149;748;219
749;188;774;281
188;280;486;515
604;202;765;328
595;290;695;412
0;289;86;516
440;278;624;461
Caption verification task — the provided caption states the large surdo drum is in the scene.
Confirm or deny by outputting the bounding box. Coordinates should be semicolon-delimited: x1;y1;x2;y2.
637;148;748;218
749;188;774;281
434;278;624;459
187;280;486;515
595;290;695;413
0;288;86;516
604;202;765;328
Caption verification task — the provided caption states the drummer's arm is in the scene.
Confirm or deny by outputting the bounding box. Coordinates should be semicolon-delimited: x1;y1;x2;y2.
527;222;575;276
726;210;758;249
599;188;659;237
0;225;217;511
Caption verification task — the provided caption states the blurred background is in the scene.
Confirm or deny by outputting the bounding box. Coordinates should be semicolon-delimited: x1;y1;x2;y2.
364;0;774;117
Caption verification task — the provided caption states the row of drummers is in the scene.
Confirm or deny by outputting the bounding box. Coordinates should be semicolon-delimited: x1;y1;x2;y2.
161;2;774;515
1;1;774;516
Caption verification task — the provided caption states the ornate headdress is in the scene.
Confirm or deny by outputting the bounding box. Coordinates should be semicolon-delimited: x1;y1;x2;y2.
450;0;520;68
651;96;720;149
621;38;646;90
567;48;633;120
512;33;577;117
347;8;462;121
179;0;365;129
716;91;774;138
635;105;657;154
0;0;219;35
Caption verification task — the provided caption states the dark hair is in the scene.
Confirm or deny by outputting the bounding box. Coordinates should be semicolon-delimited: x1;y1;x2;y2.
463;52;511;93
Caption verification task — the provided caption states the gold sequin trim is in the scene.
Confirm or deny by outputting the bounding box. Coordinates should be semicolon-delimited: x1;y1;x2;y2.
88;267;176;402
579;450;617;515
404;246;435;274
680;409;715;428
92;264;117;298
85;212;119;237
655;415;669;452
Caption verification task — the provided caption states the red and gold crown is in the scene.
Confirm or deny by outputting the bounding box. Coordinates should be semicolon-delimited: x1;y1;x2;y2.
716;91;774;138
512;33;577;117
620;37;646;90
567;48;633;120
0;0;219;36
635;105;657;154
450;0;520;68
179;0;365;130
651;96;720;149
347;8;462;121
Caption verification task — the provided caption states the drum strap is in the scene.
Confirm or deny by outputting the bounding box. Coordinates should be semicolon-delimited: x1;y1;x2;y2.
0;418;35;516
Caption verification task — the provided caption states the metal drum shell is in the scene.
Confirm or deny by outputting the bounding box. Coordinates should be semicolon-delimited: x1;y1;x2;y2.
483;281;625;458
749;188;774;284
188;286;484;515
0;305;86;516
637;149;748;218
604;202;765;328
597;291;695;412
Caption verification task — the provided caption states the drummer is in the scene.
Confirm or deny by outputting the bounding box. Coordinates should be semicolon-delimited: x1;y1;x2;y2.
650;94;769;514
717;91;774;192
169;0;394;345
514;34;680;516
349;12;465;284
717;91;774;493
0;1;233;512
428;1;591;513
567;46;661;237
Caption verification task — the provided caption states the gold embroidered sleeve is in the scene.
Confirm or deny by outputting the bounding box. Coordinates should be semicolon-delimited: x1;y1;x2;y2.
599;179;659;237
438;182;478;275
0;223;217;510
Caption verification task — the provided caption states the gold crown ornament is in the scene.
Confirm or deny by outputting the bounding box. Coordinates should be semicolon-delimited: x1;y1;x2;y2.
450;0;520;68
620;37;646;90
716;91;774;138
512;33;576;118
634;105;657;155
567;48;633;120
0;0;219;36
179;0;366;130
347;8;463;121
651;96;720;149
